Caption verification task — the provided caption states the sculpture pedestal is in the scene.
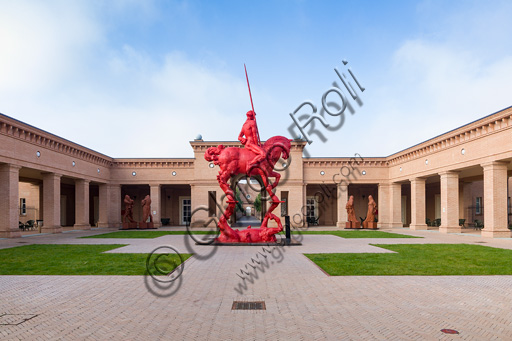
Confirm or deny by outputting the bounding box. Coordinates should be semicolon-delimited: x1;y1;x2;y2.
363;222;378;229
139;222;155;229
122;222;138;230
345;221;361;229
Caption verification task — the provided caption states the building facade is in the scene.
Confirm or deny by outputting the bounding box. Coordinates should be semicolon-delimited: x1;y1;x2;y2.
1;106;511;238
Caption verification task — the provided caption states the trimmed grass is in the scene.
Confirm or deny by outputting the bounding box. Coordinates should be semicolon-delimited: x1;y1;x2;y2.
82;231;215;239
0;244;191;275
306;244;512;276
294;230;420;238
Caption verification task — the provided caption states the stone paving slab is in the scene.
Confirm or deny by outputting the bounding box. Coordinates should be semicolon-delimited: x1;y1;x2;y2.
0;227;511;339
104;235;397;255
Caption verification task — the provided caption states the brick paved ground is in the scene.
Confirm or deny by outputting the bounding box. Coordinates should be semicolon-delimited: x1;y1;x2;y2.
1;227;511;340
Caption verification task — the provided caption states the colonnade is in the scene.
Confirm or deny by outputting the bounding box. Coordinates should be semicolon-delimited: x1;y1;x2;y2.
334;160;511;238
0;163;123;238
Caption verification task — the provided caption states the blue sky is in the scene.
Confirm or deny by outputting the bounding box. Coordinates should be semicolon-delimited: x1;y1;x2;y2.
1;0;511;158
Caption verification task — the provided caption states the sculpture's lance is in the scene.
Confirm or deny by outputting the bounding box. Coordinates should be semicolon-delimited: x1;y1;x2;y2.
244;64;262;146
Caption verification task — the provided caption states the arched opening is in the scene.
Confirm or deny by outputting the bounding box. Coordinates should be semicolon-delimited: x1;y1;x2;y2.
229;174;267;228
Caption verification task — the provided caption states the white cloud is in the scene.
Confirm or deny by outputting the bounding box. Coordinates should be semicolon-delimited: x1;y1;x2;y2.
384;39;512;146
23;47;253;158
0;1;251;158
0;1;101;92
302;1;512;158
1;0;511;161
344;3;512;158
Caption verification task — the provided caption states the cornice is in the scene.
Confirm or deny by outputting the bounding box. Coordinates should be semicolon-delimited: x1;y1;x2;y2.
0;114;113;167
303;158;387;167
189;140;306;152
386;107;512;166
112;159;195;168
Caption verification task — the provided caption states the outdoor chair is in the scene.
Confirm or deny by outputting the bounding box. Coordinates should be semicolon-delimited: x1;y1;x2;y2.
474;220;484;230
19;221;25;231
459;219;466;228
24;220;36;230
434;218;441;227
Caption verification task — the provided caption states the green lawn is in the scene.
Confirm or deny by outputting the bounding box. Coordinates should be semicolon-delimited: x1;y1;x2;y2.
294;230;421;238
306;244;512;276
82;231;216;239
0;244;191;275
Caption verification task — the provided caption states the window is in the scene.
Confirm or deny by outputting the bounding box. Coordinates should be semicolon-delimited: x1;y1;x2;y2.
306;197;317;220
475;197;482;215
20;198;26;215
180;197;191;225
208;191;216;217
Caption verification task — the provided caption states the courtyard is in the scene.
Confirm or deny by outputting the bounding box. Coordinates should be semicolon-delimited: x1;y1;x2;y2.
1;226;512;340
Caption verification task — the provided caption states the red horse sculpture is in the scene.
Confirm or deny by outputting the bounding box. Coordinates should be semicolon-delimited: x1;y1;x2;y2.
204;135;291;243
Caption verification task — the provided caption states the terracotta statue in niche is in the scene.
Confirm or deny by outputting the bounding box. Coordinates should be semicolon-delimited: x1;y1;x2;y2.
363;195;378;229
345;195;360;229
140;195;154;229
122;195;137;229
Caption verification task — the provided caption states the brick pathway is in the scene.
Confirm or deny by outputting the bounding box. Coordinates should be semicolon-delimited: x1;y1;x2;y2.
1;227;511;340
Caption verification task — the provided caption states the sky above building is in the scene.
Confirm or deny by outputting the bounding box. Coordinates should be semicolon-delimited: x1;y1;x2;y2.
1;0;511;158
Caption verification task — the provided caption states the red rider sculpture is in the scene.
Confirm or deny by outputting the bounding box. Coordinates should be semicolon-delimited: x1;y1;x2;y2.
238;110;266;172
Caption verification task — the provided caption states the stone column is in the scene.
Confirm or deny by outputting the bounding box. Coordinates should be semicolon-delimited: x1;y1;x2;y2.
481;161;511;238
377;182;402;228
108;184;122;228
336;183;348;228
389;182;402;228
74;179;91;229
0;164;22;238
439;171;461;233
98;183;110;227
190;184;202;227
42;172;62;233
150;184;162;227
410;178;427;230
377;183;390;228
